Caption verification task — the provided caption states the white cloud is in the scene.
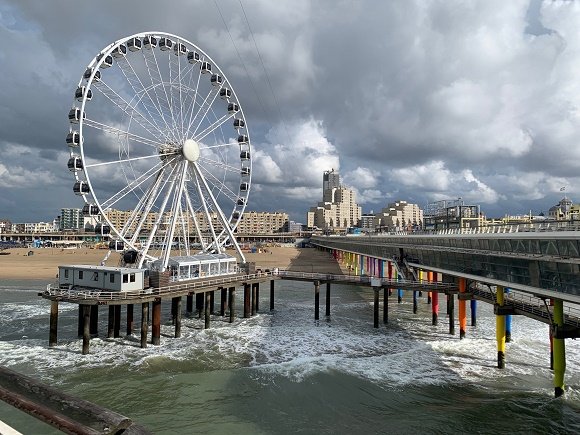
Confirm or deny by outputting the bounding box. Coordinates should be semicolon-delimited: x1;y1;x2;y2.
344;167;379;190
391;161;451;191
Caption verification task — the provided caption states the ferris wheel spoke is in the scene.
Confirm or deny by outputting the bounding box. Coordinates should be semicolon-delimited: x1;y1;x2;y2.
183;65;203;138
198;156;241;173
138;164;180;268
142;48;179;144
116;56;172;140
149;48;181;142
184;186;207;251
160;162;189;267
120;170;163;240
189;89;221;137
100;158;173;210
191;167;221;254
196;164;238;202
192;162;244;259
194;112;236;142
200;141;239;150
84;152;176;169
170;44;186;140
184;84;219;138
83;118;165;149
91;80;168;143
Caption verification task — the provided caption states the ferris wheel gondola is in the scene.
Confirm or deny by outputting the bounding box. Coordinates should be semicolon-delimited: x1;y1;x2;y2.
67;31;250;272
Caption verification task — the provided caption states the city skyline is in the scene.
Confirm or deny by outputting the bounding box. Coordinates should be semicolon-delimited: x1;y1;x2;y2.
1;1;579;222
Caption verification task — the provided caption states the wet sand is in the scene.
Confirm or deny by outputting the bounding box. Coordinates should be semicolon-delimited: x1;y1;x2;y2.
0;246;342;280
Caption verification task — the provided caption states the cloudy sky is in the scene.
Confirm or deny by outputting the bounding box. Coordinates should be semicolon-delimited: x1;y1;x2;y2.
0;0;579;223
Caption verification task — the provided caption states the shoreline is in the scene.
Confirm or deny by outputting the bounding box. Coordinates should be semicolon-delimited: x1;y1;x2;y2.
0;246;342;280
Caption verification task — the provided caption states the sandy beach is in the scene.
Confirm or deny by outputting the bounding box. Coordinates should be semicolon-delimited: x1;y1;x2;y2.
0;246;343;280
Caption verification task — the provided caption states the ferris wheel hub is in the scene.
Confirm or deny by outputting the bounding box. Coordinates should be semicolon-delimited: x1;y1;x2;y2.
182;138;200;162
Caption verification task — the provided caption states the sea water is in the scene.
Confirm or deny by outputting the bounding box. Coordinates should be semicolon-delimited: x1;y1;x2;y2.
1;279;580;434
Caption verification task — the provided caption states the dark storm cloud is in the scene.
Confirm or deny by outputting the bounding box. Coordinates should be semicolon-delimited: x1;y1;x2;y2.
0;0;578;223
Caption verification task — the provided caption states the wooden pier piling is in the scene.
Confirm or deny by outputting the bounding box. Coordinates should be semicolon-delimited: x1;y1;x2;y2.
220;287;227;316
314;281;320;320
113;306;121;338
383;286;389;324
210;291;215;315
448;293;455;336
373;287;379;328
90;305;98;336
205;292;211;329
244;283;251;318
151;299;161;345
126;304;134;336
326;282;331;316
251;283;257;316
82;305;90;355
186;293;193;314
174;297;182;338
270;280;275;311
140;302;148;349
107;306;114;338
229;287;236;323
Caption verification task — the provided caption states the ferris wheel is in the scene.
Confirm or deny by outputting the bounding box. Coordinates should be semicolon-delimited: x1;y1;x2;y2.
67;31;250;271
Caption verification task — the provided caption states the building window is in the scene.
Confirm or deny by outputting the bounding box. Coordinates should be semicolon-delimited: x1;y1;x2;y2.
78;270;84;279
64;269;69;279
110;273;115;283
123;274;128;283
130;273;135;283
92;272;99;281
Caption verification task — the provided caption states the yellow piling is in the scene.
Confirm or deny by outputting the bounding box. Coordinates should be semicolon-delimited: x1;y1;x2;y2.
553;299;566;397
496;285;506;369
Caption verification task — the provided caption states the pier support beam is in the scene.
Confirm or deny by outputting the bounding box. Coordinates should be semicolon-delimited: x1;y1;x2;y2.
243;283;251;318
186;294;193;315
82;305;91;355
553;299;566;398
49;300;59;347
196;293;204;319
90;305;98;336
126;304;134;336
210;291;215;315
459;278;467;340
496;286;506;369
220;287;227;316
256;283;260;312
412;291;418;314
470;300;477;327
140;302;148;349
383;286;389;324
229;287;236;323
251;283;258;316
448;293;455;336
174;297;182;338
505;289;511;342
77;306;84;338
373;287;379;328
151;299;161;346
107;306;114;338
326;282;331;317
270;280;275;311
432;291;439;326
314;281;320;321
113;306;121;338
205;292;211;329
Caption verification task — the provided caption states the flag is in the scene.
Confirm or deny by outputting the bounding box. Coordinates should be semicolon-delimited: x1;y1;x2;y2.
560;186;566;191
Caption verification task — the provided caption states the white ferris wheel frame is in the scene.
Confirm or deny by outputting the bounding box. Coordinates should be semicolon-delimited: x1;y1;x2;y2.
68;31;250;270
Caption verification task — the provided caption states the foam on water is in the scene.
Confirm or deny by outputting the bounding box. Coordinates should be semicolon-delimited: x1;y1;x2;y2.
2;283;580;405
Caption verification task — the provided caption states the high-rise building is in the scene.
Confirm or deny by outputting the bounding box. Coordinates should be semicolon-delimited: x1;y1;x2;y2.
374;200;423;231
307;170;362;230
60;208;83;231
